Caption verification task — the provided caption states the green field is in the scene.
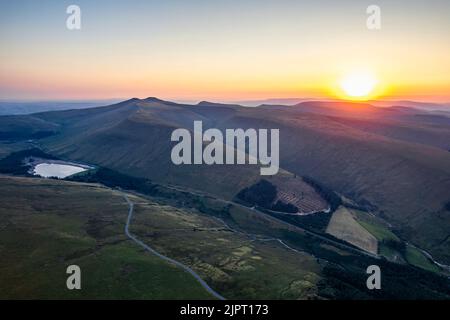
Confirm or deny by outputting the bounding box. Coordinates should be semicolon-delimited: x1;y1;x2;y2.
351;210;397;241
0;176;213;299
357;221;399;243
356;218;402;261
404;245;440;274
353;209;440;272
351;209;400;260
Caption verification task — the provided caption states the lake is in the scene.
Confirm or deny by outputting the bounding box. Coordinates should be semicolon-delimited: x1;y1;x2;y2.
32;163;88;178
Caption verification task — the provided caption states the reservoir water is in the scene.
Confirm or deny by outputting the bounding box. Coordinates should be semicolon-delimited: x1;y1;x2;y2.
32;163;88;178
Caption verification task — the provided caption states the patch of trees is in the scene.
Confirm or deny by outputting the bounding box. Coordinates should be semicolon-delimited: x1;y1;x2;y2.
236;179;303;213
271;200;298;213
302;176;342;212
269;210;333;233
68;167;158;195
236;179;277;208
0;148;57;175
382;239;406;255
281;229;450;299
345;197;378;212
444;201;450;211
295;211;333;232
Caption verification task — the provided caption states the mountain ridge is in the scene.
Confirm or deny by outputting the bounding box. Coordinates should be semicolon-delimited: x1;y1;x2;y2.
1;97;449;263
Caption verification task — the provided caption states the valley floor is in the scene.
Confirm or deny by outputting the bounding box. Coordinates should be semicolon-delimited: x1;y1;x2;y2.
0;175;322;299
1;174;449;299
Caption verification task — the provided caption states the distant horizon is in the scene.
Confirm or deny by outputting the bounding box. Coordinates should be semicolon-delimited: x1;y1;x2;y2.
1;96;449;106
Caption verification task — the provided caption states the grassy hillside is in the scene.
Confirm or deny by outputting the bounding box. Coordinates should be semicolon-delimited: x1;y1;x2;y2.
219;106;450;264
0;175;324;299
1;98;449;266
0;115;59;140
328;116;450;150
33;100;324;205
129;196;322;299
0;175;213;299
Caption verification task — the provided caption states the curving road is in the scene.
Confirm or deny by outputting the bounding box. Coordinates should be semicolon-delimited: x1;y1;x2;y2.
122;193;226;300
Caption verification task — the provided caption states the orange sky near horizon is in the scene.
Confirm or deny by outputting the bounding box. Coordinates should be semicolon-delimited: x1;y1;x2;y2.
1;1;449;103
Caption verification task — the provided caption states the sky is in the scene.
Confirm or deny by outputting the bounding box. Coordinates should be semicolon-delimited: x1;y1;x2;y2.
0;0;449;102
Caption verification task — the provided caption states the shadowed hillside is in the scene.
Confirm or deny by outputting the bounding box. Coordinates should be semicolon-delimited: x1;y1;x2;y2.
215;105;450;263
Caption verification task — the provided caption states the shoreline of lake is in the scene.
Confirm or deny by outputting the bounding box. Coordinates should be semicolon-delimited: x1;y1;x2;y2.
25;157;94;179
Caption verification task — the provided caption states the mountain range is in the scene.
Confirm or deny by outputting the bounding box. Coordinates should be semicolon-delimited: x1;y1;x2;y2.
1;97;449;265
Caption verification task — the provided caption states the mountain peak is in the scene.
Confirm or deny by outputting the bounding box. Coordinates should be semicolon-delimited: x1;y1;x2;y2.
123;97;141;103
143;97;166;103
197;101;240;107
197;101;214;106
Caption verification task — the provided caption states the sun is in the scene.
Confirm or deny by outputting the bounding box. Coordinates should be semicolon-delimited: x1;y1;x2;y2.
339;72;378;100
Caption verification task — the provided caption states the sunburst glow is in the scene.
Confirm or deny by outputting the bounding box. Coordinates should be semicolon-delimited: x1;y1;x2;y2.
339;73;378;100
